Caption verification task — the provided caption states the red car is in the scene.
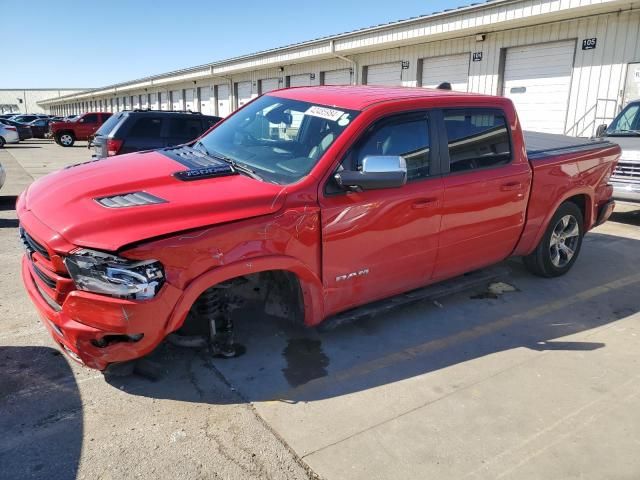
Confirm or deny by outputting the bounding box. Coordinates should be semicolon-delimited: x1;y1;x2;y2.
17;86;619;371
50;112;112;147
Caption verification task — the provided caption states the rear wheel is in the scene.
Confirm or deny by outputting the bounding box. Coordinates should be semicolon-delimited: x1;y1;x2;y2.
0;137;5;148
57;132;75;147
524;201;584;277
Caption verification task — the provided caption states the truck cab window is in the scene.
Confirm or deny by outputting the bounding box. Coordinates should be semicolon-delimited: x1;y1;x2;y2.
443;110;511;173
82;113;99;124
342;114;431;181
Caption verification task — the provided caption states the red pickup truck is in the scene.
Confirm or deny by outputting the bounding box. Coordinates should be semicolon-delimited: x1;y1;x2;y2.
17;86;619;371
50;112;112;147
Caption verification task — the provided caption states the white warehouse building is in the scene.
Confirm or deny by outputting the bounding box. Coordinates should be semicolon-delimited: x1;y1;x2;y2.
39;0;640;137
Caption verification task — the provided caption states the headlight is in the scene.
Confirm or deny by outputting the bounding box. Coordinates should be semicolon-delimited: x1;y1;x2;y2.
64;248;164;300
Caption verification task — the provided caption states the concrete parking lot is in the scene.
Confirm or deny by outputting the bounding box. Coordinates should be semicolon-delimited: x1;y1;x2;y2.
1;140;639;479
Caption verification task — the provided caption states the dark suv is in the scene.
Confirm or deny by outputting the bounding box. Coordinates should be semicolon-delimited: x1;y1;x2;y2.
90;110;221;159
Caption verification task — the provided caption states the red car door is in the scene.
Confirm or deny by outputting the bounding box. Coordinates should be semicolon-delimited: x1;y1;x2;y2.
434;107;531;280
77;113;99;139
320;111;445;316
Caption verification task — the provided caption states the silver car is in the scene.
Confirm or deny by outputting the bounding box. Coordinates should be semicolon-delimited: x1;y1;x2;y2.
0;122;20;147
0;161;5;190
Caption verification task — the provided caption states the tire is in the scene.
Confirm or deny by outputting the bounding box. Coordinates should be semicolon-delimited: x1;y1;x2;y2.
57;132;75;147
524;201;584;278
0;137;5;148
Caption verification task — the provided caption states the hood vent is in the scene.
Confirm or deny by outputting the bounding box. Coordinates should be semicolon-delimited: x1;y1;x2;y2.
160;145;236;181
95;191;167;208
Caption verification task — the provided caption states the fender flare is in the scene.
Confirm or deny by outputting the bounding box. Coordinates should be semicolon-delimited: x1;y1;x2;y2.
164;255;325;333
515;189;594;256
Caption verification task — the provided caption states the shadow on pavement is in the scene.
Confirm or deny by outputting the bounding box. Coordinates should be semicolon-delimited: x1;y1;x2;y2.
105;231;639;406
610;208;640;226
0;196;18;211
0;346;82;480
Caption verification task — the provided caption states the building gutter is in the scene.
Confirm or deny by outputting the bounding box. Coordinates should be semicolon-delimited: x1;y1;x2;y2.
330;40;358;85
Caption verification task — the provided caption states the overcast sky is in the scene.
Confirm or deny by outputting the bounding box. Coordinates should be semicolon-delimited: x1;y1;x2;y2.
2;0;469;88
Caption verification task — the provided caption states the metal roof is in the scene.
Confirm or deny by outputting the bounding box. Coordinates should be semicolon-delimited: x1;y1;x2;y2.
39;0;509;104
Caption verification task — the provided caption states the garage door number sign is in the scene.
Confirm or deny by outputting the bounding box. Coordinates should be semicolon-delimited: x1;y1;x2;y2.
582;38;597;50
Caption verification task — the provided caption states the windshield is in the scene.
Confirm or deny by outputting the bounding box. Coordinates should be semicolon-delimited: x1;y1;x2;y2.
606;103;640;136
196;95;359;184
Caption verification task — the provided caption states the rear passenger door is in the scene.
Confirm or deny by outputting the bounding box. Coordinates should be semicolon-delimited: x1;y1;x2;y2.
121;116;164;154
434;108;531;280
166;117;207;146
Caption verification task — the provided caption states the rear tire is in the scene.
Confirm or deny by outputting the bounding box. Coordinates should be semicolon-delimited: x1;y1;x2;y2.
57;132;75;147
524;201;584;278
0;137;5;148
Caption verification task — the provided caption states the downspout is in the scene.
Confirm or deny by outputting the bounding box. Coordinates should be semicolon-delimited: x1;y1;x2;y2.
210;66;235;111
330;40;358;85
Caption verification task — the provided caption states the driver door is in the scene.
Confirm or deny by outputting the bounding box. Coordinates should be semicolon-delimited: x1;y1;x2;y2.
320;111;444;316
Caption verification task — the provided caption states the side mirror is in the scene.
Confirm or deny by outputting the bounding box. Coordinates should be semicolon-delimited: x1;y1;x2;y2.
595;123;607;137
334;155;407;190
79;118;85;123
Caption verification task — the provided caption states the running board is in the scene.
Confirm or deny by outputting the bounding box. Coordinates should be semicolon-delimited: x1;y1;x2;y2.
319;265;511;331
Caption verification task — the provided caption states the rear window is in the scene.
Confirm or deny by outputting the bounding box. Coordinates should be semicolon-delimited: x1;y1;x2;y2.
95;113;124;136
128;117;163;138
443;109;511;173
168;117;204;140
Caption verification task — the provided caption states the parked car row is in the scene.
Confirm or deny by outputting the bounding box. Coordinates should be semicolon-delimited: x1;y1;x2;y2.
0;112;61;146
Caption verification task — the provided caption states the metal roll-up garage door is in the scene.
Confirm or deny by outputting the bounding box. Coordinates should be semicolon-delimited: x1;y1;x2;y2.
160;92;168;111
289;74;312;87
185;89;195;111
260;78;280;94
422;53;470;91
323;68;351;85
236;81;253;108
503;41;575;134
150;93;158;110
217;84;231;117
366;62;402;86
199;86;213;114
171;90;182;111
141;95;148;110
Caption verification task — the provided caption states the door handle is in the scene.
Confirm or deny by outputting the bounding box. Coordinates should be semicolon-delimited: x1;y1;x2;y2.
500;182;523;191
412;198;438;209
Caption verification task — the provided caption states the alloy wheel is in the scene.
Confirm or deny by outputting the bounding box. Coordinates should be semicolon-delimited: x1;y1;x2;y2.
549;214;580;268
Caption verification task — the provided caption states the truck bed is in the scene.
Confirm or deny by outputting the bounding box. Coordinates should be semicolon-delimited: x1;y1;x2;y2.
524;131;615;160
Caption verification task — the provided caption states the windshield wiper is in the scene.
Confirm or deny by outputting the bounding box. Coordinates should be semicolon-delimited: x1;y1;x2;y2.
206;149;263;181
610;129;640;135
192;141;210;155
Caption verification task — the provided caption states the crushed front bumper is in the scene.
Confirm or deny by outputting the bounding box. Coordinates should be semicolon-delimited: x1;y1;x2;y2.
21;255;182;370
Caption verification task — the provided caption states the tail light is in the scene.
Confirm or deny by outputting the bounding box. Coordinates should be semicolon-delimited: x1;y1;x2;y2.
106;138;123;156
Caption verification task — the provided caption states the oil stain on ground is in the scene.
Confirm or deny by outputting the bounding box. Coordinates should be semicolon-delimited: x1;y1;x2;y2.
282;338;329;387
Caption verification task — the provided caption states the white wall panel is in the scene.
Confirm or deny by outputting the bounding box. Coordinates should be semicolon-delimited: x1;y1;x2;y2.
199;86;213;114
504;41;575;133
260;78;281;94
421;53;470;91
217;84;231;117
236;81;253;107
323;69;352;85
366;62;403;86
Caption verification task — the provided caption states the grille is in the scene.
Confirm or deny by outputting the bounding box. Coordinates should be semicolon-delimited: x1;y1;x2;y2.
33;263;57;289
19;227;50;260
612;161;640;184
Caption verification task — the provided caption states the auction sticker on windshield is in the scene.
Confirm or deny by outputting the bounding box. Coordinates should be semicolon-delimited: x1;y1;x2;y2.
305;106;345;122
